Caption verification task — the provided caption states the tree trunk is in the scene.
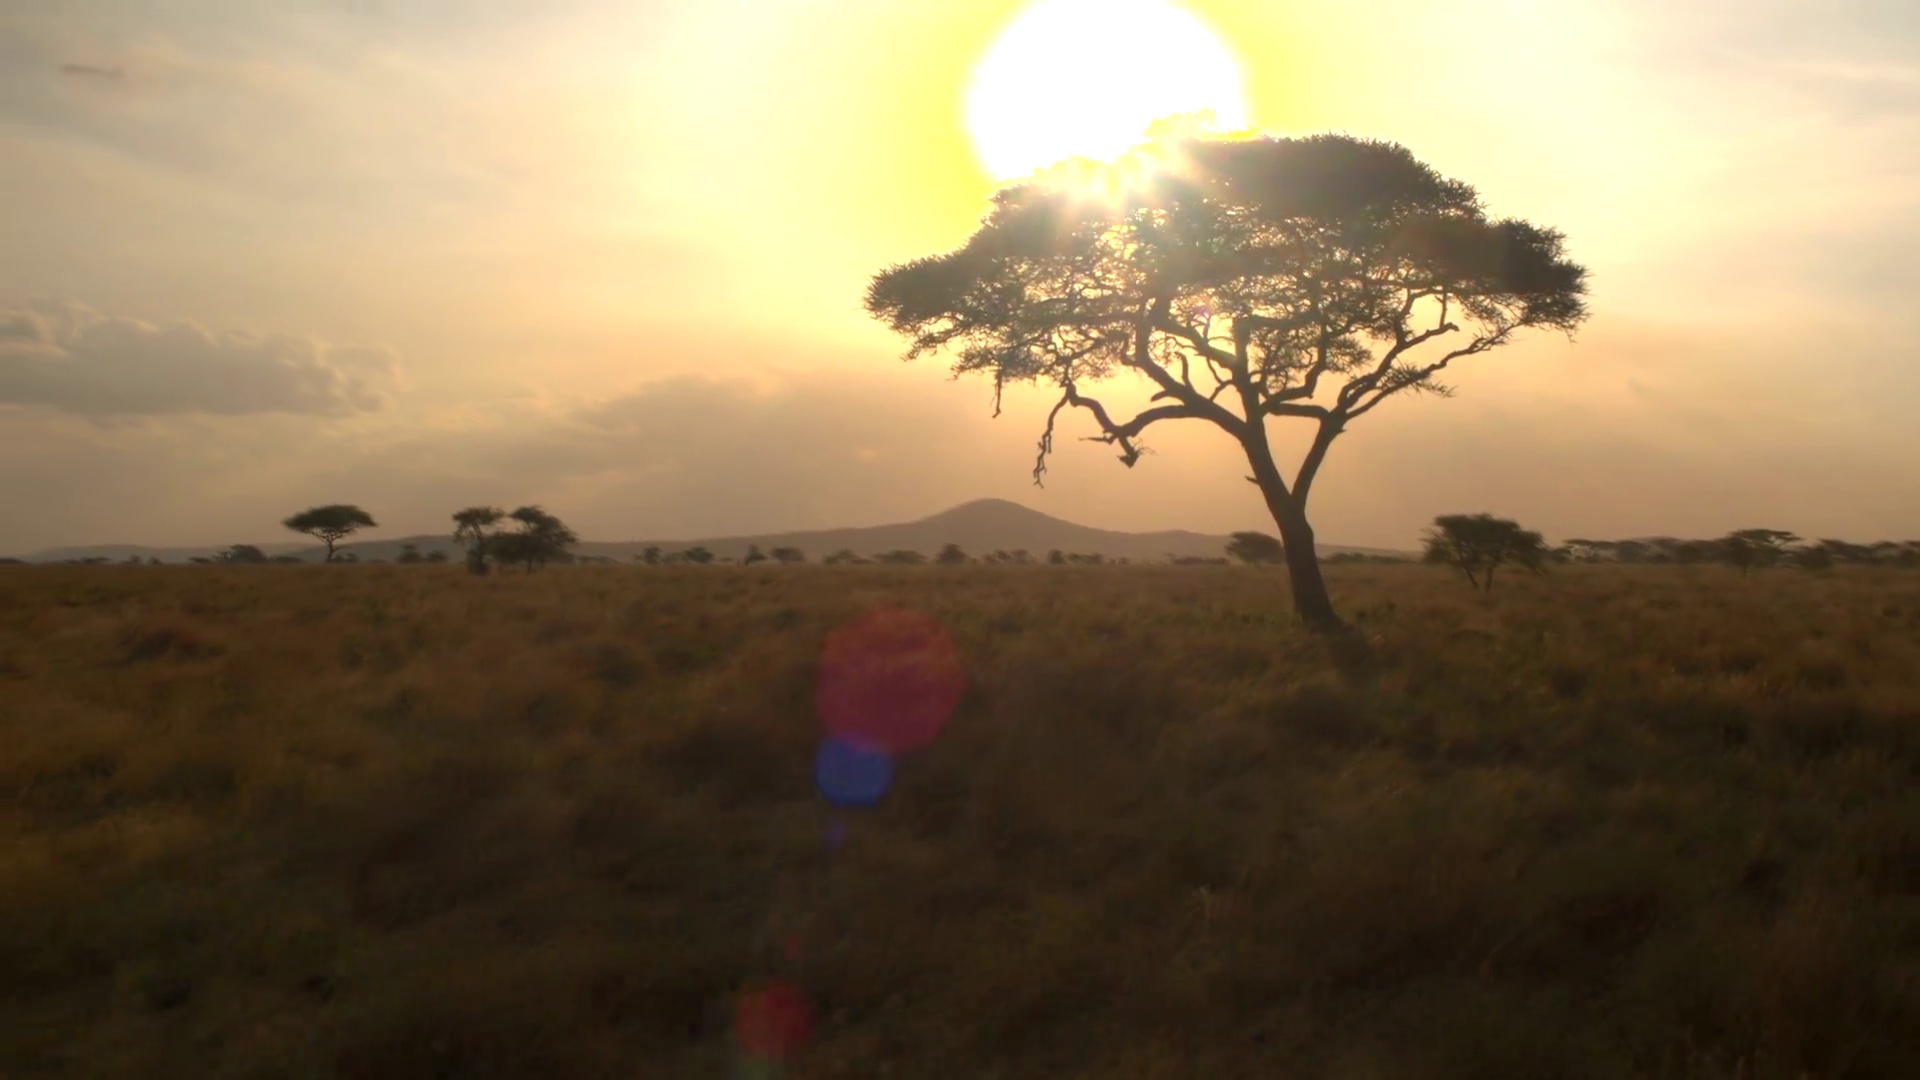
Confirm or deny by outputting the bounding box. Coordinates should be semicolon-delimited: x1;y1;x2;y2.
1246;452;1342;633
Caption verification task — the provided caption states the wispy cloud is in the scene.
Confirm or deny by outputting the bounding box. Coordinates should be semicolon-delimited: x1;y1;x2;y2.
0;301;398;417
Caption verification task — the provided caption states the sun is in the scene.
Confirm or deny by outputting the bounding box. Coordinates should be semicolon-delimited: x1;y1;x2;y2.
965;0;1249;181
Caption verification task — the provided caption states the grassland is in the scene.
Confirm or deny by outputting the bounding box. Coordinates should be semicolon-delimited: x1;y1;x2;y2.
1;562;1915;1078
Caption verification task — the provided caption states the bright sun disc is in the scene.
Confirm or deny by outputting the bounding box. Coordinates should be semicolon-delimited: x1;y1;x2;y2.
966;0;1248;181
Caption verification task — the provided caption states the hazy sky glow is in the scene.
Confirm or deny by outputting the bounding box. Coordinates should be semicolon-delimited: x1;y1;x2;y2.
3;0;1918;553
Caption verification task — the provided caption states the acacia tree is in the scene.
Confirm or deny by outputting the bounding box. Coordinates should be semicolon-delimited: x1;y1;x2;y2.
867;133;1587;631
1719;528;1799;575
490;505;579;573
453;506;505;574
1422;513;1547;592
1225;531;1285;565
283;504;376;562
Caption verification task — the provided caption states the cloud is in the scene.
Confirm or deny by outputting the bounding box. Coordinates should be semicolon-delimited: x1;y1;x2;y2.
0;302;398;417
58;63;124;81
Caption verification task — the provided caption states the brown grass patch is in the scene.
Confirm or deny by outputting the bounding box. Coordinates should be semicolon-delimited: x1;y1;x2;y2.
0;562;1915;1077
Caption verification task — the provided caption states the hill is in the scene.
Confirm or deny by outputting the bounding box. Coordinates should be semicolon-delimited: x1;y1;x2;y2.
11;499;1412;564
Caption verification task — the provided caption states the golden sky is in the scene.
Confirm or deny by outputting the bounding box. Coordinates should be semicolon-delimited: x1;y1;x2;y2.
3;0;1918;552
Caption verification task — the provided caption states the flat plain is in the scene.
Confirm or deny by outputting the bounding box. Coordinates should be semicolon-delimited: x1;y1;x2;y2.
1;563;1915;1078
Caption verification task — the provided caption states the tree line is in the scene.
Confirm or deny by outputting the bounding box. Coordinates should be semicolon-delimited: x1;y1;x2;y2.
33;503;1914;581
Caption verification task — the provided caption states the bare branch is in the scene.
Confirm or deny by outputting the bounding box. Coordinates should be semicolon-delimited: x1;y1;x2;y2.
1345;333;1505;419
1032;393;1073;486
1033;382;1202;483
1336;319;1460;412
1267;402;1331;420
1293;419;1343;506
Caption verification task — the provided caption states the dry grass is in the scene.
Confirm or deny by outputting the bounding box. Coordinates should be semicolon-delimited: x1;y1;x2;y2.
1;562;1916;1078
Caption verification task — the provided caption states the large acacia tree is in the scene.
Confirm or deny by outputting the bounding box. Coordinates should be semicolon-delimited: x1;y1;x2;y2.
866;134;1587;631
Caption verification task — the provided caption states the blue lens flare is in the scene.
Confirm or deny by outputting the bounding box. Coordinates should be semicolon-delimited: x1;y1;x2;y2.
814;735;893;808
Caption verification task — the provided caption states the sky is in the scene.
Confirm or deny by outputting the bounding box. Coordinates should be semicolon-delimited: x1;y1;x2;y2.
3;0;1918;554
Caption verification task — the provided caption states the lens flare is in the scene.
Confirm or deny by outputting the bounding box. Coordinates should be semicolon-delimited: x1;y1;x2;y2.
815;607;966;755
814;735;894;808
734;979;814;1064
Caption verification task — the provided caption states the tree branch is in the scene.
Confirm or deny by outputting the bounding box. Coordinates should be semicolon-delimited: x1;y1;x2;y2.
1293;419;1342;507
1336;319;1459;412
1345;333;1505;419
1032;382;1201;483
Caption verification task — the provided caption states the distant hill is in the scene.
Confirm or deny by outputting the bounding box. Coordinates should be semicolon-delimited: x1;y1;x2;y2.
9;499;1413;564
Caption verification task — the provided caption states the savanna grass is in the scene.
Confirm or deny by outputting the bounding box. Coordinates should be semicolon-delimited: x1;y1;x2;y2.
0;562;1915;1077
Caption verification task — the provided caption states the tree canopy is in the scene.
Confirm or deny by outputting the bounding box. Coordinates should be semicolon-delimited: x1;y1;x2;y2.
867;132;1586;630
489;506;578;573
282;504;376;562
1225;531;1285;565
453;506;505;573
1422;513;1548;591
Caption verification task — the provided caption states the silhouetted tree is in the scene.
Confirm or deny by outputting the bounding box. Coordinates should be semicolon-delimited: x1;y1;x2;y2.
490;506;578;573
822;549;864;565
272;554;303;564
743;544;768;566
868;133;1586;632
681;546;715;565
1225;531;1285;565
640;545;663;566
425;550;449;564
936;543;969;564
1047;549;1066;565
396;543;423;564
283;504;376;562
1720;528;1798;575
876;549;926;565
453;506;505;575
221;544;268;564
1811;539;1872;565
1423;513;1547;591
1793;545;1833;571
770;546;806;564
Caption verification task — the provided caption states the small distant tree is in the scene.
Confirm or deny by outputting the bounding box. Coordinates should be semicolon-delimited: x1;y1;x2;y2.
283;504;376;562
1225;531;1286;565
877;549;926;565
272;554;303;564
1720;528;1798;575
222;544;268;564
397;543;423;564
682;546;715;565
425;549;449;564
490;506;579;573
1422;513;1547;591
453;506;505;575
1047;549;1066;565
770;546;806;564
936;543;969;565
822;548;863;565
1792;545;1833;571
147;557;161;566
640;545;663;566
743;544;768;566
189;556;214;565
